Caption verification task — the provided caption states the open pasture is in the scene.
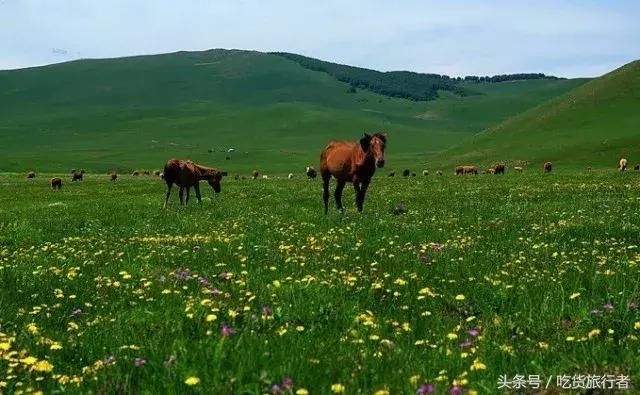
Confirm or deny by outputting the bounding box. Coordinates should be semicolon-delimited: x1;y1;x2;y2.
1;171;640;393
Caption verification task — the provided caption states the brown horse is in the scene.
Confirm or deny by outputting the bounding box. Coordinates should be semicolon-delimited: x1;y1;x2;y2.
544;161;553;173
494;163;505;175
163;159;224;208
50;177;62;190
320;132;386;213
111;173;118;181
71;172;83;181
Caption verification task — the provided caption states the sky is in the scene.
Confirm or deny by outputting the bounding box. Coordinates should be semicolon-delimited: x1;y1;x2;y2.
1;0;639;77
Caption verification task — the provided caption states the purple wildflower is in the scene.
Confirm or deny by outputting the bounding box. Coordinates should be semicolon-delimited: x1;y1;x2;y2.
198;276;210;287
134;357;146;367
220;323;234;336
459;339;473;349
262;305;273;317
72;308;82;316
450;385;462;395
281;377;294;390
210;287;222;296
218;271;229;280
102;355;115;365
430;243;444;251
590;308;602;316
468;327;480;337
417;383;435;394
628;300;638;309
603;302;614;311
174;268;191;280
271;384;282;394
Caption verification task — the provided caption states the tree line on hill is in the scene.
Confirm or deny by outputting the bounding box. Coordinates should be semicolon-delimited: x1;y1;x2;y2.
273;52;562;101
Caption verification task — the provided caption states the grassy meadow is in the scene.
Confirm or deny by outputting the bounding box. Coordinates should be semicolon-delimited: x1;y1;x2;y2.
0;50;586;174
2;170;640;394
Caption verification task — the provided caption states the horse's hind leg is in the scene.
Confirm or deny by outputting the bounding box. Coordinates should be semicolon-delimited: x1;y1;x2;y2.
322;174;330;214
185;187;191;205
163;182;173;208
334;179;346;213
194;183;202;203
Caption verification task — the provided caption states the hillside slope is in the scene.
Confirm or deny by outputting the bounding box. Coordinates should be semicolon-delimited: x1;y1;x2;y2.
435;60;640;169
0;49;586;173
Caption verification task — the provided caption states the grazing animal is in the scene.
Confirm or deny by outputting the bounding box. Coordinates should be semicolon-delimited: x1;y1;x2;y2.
288;173;294;179
234;175;240;180
111;173;118;181
80;169;86;174
162;159;224;208
50;177;62;190
494;163;505;175
153;170;161;176
132;170;140;176
484;168;495;174
142;170;150;176
320;132;386;213
635;164;640;171
436;170;443;176
27;171;36;179
514;166;523;172
388;171;395;177
619;158;628;172
411;173;416;177
71;169;76;174
306;166;317;179
422;170;429;176
159;172;164;179
252;170;259;180
262;175;269;179
544;161;553;173
455;166;464;175
462;165;478;175
402;169;410;177
71;172;83;182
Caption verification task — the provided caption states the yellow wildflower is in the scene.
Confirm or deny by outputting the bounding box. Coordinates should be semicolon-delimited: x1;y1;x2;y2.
184;376;200;386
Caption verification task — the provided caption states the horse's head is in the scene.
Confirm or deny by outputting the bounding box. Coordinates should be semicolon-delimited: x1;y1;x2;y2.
207;171;224;194
360;132;387;168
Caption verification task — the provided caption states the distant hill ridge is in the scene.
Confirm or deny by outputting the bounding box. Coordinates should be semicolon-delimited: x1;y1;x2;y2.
273;52;562;101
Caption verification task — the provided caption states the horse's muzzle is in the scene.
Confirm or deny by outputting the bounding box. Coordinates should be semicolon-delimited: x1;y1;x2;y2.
377;160;385;168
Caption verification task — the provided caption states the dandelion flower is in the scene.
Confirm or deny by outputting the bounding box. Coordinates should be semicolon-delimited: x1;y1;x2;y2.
588;329;600;338
455;294;465;301
331;383;345;393
184;376;200;386
205;314;217;322
447;333;458;340
296;389;309;395
569;292;580;300
32;360;54;372
471;358;486;370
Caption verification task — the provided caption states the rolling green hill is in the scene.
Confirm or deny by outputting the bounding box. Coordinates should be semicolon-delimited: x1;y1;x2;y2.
0;49;586;174
435;60;640;170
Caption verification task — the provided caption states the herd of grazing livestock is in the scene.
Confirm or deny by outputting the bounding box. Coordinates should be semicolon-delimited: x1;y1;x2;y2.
21;132;637;213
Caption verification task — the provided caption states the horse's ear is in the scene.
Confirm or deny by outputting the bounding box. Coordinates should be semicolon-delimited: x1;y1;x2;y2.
360;135;371;150
364;132;371;139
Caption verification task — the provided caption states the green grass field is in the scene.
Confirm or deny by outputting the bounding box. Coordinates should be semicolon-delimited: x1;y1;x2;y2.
0;50;586;174
2;171;640;393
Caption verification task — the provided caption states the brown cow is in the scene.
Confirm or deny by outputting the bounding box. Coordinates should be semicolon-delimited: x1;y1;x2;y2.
27;171;36;179
71;172;83;182
494;163;505;175
50;177;62;190
544;161;553;173
306;166;317;179
252;170;259;180
463;165;478;175
111;173;118;181
320;132;386;213
163;159;224;208
455;166;464;175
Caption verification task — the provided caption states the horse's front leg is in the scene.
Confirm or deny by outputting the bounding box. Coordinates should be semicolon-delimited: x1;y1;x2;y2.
356;179;370;212
179;186;185;206
185;187;191;205
334;179;346;213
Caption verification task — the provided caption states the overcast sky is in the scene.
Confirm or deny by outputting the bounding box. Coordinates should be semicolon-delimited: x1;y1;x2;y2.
1;0;638;77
